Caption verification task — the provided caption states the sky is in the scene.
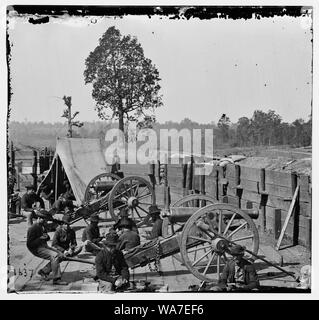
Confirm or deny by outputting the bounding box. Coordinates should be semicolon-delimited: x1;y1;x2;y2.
7;11;313;125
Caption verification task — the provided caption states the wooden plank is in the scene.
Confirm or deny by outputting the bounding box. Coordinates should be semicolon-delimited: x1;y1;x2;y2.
265;170;293;187
302;217;311;249
274;209;282;239
167;165;183;178
205;175;214;197
226;187;310;216
167;175;183;189
265;184;292;199
228;177;259;193
275;185;300;250
239;165;261;182
225;164;236;179
263;176;311;202
298;175;312;203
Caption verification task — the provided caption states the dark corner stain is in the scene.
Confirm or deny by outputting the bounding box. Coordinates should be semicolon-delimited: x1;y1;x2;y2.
29;16;50;24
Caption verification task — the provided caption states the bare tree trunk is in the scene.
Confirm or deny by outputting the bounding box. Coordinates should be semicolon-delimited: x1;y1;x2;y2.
119;111;124;133
68;104;72;138
118;99;124;133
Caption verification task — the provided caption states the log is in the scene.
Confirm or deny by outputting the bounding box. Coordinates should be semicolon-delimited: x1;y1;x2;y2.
275;185;300;250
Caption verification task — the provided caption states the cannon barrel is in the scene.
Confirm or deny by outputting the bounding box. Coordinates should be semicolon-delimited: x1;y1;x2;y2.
166;207;259;224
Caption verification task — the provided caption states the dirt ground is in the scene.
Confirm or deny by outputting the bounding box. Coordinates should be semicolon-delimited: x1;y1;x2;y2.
7;210;311;294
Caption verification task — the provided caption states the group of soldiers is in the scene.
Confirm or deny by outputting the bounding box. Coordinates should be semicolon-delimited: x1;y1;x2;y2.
16;179;259;293
23;182;164;291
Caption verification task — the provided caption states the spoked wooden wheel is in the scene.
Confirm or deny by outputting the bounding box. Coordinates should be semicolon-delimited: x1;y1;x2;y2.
84;173;121;203
180;203;259;283
108;176;156;228
162;194;217;238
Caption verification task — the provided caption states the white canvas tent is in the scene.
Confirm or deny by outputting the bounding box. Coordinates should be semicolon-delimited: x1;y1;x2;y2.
39;137;111;205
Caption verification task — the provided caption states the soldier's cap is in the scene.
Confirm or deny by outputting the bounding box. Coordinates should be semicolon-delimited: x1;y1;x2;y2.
36;209;52;220
103;233;119;246
89;214;100;222
117;218;132;229
148;205;161;215
229;245;245;256
25;185;35;191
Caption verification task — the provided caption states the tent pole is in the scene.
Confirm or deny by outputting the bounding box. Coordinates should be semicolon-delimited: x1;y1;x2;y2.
55;156;59;202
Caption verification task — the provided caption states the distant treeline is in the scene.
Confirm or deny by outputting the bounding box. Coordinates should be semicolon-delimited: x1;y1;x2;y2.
8;109;311;150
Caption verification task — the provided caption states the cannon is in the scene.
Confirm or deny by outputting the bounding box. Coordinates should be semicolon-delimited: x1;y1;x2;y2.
68;174;156;228
123;193;260;283
66;177;298;285
123;197;297;284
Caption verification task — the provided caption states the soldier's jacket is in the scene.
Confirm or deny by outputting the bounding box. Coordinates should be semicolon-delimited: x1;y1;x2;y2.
146;218;163;240
82;224;101;244
118;230;140;250
219;258;259;290
95;248;129;284
52;225;77;252
21;193;44;210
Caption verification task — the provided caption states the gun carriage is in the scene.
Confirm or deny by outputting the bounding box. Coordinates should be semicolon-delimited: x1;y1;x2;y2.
69;173;156;228
67;172;265;283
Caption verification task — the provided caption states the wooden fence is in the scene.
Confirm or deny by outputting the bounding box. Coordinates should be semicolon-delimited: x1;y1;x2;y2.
122;161;312;249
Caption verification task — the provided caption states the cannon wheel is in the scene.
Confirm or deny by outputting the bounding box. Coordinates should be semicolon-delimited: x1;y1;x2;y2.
108;176;156;228
180;203;259;283
162;194;217;238
84;172;121;203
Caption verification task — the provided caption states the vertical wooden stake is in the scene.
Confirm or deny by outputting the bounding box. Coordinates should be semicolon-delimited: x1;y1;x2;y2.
182;163;188;196
215;166;219;201
305;217;311;250
200;167;206;195
32;150;38;191
148;162;156;191
260;168;266;232
274;209;282;240
187;158;193;194
235;164;241;208
157;160;161;184
55;156;59;202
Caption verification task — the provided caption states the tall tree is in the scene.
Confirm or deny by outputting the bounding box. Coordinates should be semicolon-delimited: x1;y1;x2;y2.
84;26;162;133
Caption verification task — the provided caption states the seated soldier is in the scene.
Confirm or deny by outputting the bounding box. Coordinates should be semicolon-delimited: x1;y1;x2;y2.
212;245;259;292
62;180;75;201
113;208;139;234
81;214;103;254
143;205;163;240
26;210;67;285
95;233;129;293
117;218;140;253
39;182;55;209
50;194;75;215
51;215;82;256
21;185;45;227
